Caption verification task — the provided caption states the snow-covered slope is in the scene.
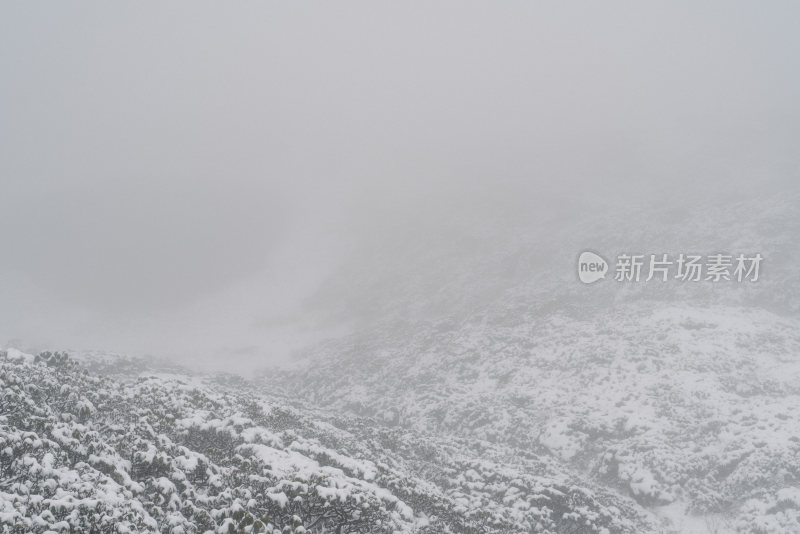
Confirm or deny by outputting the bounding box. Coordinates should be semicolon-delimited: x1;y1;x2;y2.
0;350;656;533
268;195;800;533
277;303;800;532
4;196;797;533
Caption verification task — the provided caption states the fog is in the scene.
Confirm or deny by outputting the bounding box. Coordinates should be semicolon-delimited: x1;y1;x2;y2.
1;2;798;368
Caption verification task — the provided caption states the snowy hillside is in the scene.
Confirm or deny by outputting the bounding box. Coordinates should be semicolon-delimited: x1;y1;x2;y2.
0;350;656;533
267;195;800;533
275;304;800;533
3;196;797;533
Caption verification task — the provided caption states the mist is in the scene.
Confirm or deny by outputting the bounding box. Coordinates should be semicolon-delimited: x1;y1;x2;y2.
1;1;798;368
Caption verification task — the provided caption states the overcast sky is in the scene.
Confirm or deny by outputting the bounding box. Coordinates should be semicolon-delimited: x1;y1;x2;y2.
1;2;798;367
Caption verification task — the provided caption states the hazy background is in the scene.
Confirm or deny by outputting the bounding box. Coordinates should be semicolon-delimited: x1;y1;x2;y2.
1;2;798;368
